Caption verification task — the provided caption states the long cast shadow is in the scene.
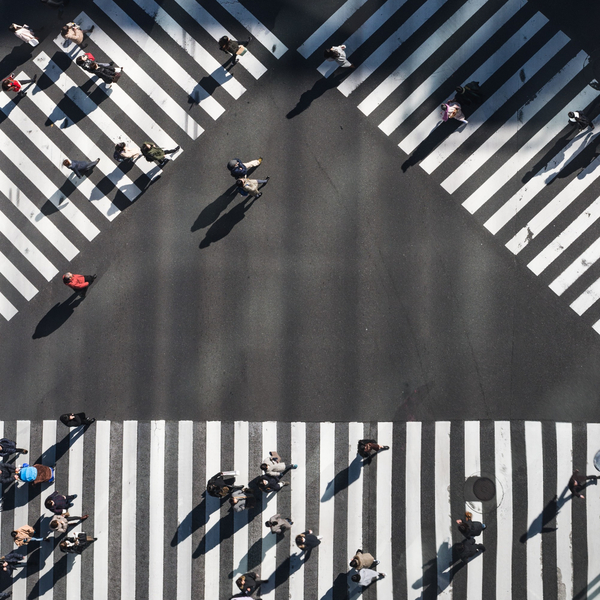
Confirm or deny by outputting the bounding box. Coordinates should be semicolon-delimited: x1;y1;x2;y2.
32;293;84;339
191;185;238;231
321;455;362;502
27;554;72;599
171;496;217;547
286;70;350;119
520;484;572;543
199;196;257;248
401;120;461;172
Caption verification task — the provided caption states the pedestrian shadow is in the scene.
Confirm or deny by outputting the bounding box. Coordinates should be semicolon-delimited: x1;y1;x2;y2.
401;120;455;172
317;571;348;600
321;455;362;502
412;541;464;596
35;427;85;466
521;129;575;184
187;74;222;108
191;185;238;231
520;485;571;543
266;552;304;590
286;71;349;119
32;294;84;339
170;496;217;547
199;196;257;249
193;508;240;558
574;572;600;600
0;45;35;84
27;554;72;599
228;534;270;576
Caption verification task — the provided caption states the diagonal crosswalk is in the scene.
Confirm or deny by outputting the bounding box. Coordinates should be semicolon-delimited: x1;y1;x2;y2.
0;419;596;600
298;0;600;336
0;0;285;323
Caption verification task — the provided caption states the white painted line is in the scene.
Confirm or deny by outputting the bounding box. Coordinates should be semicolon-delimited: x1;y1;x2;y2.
261;422;278;598
149;421;166;600
347;422;363;592
0;210;58;281
470;83;597;216
570;276;600;315
177;421;193;600
317;0;408;77
593;319;600;335
215;0;287;58
77;11;203;138
204;422;221;600
94;421;111;600
494;422;512;600
38;421;55;600
4;78;123;218
376;422;393;599
524;421;543;600
131;0;244;99
339;0;449;97
359;0;491;116
555;423;572;600
0;291;17;321
0;249;37;300
121;422;138;600
289;422;306;600
380;0;522;135
318;422;336;600
587;425;600;598
549;238;600;296
231;421;249;593
464;422;482;600
66;425;85;600
0;172;78;261
406;422;422;600
94;0;224;119
298;0;369;58
443;51;586;194
422;31;570;174
0;128;100;241
435;422;452;598
399;13;548;154
171;0;267;79
14;421;31;600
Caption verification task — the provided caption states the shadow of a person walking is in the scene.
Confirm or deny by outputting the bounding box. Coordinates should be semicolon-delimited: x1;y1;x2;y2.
321;455;362;502
286;71;349;119
199;196;257;249
192;185;238;232
32;294;84;339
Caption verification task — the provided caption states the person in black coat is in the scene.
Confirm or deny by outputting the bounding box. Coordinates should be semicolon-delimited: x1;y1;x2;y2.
0;551;24;575
258;474;289;493
458;537;485;563
569;469;598;499
60;413;95;427
568;111;594;132
0;463;16;485
0;438;27;458
235;572;267;596
45;491;77;514
295;529;322;558
206;472;242;498
456;513;486;538
357;439;389;459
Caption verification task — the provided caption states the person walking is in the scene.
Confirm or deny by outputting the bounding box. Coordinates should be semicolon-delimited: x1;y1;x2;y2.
458;537;485;563
59;533;96;554
0;463;17;485
568;111;594;131
260;451;297;476
351;568;386;587
295;529;322;554
11;525;46;546
62;272;97;297
60;413;95;427
49;513;88;534
236;176;270;199
227;157;262;178
141;142;180;168
206;471;241;498
61;22;94;46
229;488;256;512
324;45;355;69
441;101;468;124
265;514;293;535
456;512;486;537
63;157;100;178
16;463;54;485
219;35;252;64
113;142;140;163
2;74;37;97
235;572;267;596
75;53;123;84
45;491;77;515
9;24;39;46
0;551;24;576
0;438;28;458
569;469;598;499
349;548;380;570
454;82;482;105
357;439;389;459
258;473;289;493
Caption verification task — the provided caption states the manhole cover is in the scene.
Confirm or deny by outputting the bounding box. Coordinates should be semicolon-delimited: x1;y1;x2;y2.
473;477;496;501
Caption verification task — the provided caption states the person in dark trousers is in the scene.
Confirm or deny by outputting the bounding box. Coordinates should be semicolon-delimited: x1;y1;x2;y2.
219;35;252;64
113;142;140;163
140;142;180;168
456;512;486;537
236;177;269;198
0;463;16;485
76;53;122;84
458;537;485;563
0;438;28;458
49;513;88;534
229;488;256;512
265;514;293;535
59;533;96;554
324;45;355;68
45;491;77;515
63;157;100;178
11;525;46;546
357;439;389;459
235;572;267;596
227;157;262;178
260;451;297;476
351;569;386;587
454;82;482;105
1;551;24;576
63;272;96;297
295;529;322;556
349;548;379;570
258;473;289;493
206;472;242;498
569;469;598;499
568;111;594;131
2;74;37;96
60;413;95;427
0;591;12;599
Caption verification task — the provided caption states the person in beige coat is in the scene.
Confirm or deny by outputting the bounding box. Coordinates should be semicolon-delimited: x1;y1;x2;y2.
265;514;293;535
349;548;380;570
236;176;270;199
49;513;89;534
9;24;39;46
11;525;45;546
61;22;94;46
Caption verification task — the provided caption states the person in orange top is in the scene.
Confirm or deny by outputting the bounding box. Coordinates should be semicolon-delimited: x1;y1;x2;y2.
11;525;46;546
2;73;37;96
62;272;97;297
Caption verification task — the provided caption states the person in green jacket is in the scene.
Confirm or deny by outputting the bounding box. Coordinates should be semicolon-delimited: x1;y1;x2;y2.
140;142;180;168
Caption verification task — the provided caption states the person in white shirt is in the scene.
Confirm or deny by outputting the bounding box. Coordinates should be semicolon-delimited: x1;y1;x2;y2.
351;568;386;587
324;45;355;68
9;24;39;46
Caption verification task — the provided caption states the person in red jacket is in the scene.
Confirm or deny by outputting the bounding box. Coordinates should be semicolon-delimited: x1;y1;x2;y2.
62;272;96;297
2;73;37;96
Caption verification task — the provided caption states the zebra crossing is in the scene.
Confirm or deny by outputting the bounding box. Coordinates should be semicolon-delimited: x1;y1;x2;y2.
0;0;286;323
297;0;600;336
0;419;597;599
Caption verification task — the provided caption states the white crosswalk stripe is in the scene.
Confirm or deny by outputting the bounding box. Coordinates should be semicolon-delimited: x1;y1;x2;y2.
297;0;600;335
0;0;283;323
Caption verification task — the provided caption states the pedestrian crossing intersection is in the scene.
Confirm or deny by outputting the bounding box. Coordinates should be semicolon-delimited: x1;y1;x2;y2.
1;419;599;599
297;0;600;336
0;0;286;323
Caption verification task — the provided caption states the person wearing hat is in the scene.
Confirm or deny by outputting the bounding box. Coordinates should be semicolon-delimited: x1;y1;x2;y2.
16;463;54;485
62;272;96;297
227;157;262;178
45;491;77;514
140;141;180;168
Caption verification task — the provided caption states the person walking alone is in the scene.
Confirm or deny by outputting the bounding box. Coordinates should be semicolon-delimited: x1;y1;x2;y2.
60;413;95;427
265;514;293;535
235;572;267;596
63;157;100;178
569;468;598;499
349;548;380;570
141;142;180;168
441;101;468;124
295;529;322;558
324;45;355;69
0;463;17;485
0;551;24;576
219;35;252;65
2;74;37;97
62;272;96;297
357;439;389;459
9;24;39;46
568;111;594;131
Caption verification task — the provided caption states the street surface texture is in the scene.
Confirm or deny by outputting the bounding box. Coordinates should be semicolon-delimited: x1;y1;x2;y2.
1;0;600;427
0;419;596;600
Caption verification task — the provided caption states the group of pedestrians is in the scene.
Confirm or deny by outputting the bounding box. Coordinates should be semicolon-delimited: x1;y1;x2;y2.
0;412;97;594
